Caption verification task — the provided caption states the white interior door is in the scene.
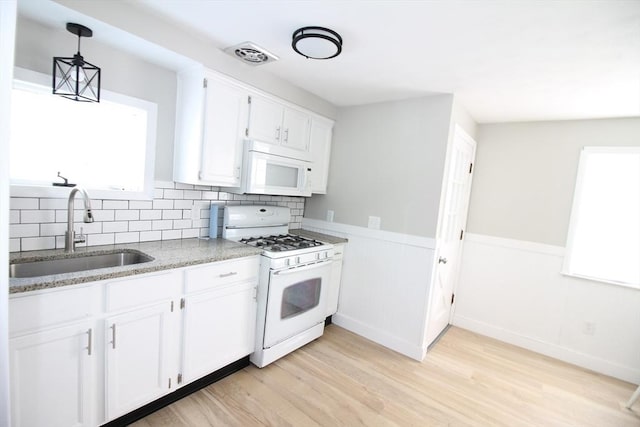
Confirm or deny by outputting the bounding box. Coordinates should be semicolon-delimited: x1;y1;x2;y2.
425;126;476;347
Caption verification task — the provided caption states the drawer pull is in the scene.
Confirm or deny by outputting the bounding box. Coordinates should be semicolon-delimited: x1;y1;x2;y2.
219;272;238;278
86;328;92;356
111;324;117;349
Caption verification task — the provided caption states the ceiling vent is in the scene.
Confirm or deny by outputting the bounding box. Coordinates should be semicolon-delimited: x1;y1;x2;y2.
223;42;279;66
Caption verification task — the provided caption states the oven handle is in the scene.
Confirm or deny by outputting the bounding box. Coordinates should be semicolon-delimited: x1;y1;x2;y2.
273;259;332;275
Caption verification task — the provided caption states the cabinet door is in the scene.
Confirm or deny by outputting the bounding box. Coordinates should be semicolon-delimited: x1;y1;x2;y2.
247;95;283;144
105;302;175;420
182;282;257;384
309;119;334;194
281;107;311;152
200;76;248;186
10;320;94;427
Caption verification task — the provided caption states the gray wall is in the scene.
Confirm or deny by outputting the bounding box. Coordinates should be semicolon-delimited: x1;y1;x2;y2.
304;95;454;238
15;15;178;181
466;117;640;246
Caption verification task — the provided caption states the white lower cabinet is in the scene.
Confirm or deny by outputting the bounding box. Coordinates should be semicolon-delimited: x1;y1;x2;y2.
9;320;94;427
105;301;177;420
8;255;260;426
182;281;257;383
327;243;346;316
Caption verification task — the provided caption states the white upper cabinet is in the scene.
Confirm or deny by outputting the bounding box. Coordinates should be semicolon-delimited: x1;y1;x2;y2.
309;118;334;194
173;67;249;187
247;94;311;153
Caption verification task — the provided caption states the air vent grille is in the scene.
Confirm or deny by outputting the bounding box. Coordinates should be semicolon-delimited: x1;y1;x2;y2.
223;42;279;66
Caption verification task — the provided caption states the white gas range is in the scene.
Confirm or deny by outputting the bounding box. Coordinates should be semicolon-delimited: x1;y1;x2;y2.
223;205;334;367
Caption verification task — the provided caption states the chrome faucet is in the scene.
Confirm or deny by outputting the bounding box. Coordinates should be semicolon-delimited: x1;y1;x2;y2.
65;187;94;252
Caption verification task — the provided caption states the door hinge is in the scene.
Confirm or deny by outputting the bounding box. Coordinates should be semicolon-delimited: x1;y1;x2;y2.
459;229;464;240
451;293;455;305
180;298;185;310
203;78;208;88
170;300;174;312
248;95;252;104
245;128;249;137
177;373;183;384
469;162;473;174
168;378;172;389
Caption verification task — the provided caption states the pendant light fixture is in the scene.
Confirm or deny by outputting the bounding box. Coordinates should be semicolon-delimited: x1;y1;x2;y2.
52;23;101;102
292;26;342;60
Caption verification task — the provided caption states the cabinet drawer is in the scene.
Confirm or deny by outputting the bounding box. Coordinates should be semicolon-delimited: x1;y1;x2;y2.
105;271;181;312
184;256;259;294
10;285;96;335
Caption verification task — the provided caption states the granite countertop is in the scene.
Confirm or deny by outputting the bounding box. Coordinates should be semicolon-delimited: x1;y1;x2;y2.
291;229;348;245
9;238;262;294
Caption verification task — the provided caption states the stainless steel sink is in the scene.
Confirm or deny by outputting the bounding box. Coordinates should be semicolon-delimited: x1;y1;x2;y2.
9;250;154;278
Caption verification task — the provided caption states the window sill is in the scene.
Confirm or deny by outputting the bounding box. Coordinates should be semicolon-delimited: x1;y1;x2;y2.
10;184;153;201
561;270;640;291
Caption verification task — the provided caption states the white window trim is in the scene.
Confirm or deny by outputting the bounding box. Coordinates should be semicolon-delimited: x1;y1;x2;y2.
562;146;640;289
10;67;157;200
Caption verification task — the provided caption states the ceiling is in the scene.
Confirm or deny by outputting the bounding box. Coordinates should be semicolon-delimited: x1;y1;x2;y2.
20;0;640;124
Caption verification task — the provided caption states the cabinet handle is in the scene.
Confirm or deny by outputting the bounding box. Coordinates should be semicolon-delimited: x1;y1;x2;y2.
111;324;117;349
284;128;289;142
219;271;238;278
86;328;92;356
275;126;281;141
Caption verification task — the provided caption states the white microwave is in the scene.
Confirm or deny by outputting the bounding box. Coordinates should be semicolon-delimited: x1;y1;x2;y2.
230;140;312;197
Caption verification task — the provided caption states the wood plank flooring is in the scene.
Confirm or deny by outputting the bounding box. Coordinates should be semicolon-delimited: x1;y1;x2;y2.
133;326;640;426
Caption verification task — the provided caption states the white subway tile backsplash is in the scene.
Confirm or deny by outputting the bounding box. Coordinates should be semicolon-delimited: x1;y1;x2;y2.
10;182;306;252
129;221;152;232
162;230;182;240
115;232;140;244
115;210;140;221
22;236;56;251
10;198;38;210
163;189;184;199
10;224;39;238
140;210;162;220
103;221;129;233
139;230;162;242
153;199;173;210
21;210;55;224
129;200;153;210
103;200;129;210
162;210;183;220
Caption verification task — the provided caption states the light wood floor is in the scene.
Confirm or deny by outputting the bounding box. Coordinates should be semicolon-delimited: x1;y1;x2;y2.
133;325;640;426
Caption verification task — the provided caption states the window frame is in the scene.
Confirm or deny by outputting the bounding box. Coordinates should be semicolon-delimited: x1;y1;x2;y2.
10;67;157;200
562;146;640;289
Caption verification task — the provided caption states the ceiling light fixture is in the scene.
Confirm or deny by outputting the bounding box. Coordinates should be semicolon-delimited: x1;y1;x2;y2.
292;26;342;60
53;23;101;102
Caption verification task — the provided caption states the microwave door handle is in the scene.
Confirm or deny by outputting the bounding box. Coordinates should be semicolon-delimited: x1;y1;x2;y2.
273;260;332;275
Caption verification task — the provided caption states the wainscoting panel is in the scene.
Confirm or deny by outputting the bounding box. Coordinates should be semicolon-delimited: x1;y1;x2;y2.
302;218;436;360
453;233;640;383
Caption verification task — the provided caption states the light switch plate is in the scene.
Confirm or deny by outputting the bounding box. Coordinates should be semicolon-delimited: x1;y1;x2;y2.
326;210;335;222
368;216;381;230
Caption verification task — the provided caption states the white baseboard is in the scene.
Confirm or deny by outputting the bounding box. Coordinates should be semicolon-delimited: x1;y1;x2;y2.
453;314;640;384
332;313;425;361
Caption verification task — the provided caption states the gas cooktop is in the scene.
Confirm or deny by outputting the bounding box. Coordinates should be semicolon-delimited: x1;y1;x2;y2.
239;234;325;252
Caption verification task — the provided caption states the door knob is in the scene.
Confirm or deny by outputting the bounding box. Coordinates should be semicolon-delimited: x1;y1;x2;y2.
438;257;448;264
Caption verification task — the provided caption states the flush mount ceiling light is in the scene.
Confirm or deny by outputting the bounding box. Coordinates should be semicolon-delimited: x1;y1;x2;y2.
292;26;342;60
52;23;101;102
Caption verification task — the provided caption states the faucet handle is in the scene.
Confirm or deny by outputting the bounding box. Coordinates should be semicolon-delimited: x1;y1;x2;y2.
75;227;86;244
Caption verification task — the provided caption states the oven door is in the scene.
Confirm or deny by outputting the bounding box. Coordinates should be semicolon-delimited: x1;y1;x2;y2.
263;259;332;348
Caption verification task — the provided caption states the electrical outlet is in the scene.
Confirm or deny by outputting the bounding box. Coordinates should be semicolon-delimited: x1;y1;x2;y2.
368;216;381;230
326;210;335;222
583;321;596;336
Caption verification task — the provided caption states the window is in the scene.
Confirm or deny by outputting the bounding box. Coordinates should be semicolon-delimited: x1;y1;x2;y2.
563;147;640;288
9;68;157;200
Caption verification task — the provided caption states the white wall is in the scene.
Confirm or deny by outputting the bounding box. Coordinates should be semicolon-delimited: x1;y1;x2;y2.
14;15;178;182
305;95;454;238
303;218;436;360
454;234;640;383
0;2;17;425
456;118;640;383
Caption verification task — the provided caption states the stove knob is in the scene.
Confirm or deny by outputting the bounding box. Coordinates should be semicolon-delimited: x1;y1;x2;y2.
285;258;290;266
315;253;320;260
295;257;301;264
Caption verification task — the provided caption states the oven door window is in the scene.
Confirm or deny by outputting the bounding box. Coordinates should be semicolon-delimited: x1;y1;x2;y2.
281;278;321;319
